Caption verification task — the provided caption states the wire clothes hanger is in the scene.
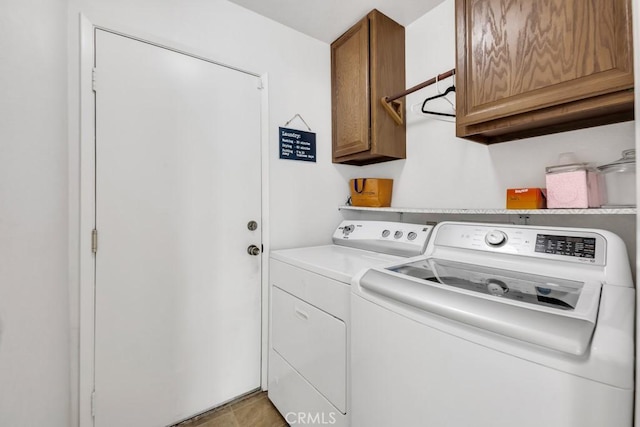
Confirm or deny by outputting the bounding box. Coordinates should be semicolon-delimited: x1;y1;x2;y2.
421;74;456;117
380;68;456;124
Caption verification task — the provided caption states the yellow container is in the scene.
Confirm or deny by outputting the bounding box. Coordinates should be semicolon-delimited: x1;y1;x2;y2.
350;178;393;207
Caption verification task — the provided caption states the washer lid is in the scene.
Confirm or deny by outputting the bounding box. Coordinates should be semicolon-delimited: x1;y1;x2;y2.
391;258;583;311
358;259;601;355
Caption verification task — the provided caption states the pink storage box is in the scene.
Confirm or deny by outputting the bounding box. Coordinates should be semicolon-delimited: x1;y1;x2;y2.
545;164;601;209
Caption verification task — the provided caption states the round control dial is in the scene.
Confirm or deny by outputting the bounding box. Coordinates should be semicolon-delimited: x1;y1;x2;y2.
394;231;403;239
485;230;507;246
407;232;418;241
382;229;390;238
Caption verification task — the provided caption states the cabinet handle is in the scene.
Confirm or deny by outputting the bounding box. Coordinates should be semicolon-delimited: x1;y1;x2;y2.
294;307;309;320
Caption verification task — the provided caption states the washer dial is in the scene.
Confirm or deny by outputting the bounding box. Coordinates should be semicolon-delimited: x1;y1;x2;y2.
485;230;507;246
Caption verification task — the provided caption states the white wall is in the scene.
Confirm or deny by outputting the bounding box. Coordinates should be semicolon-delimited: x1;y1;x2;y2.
349;0;635;210
0;0;70;425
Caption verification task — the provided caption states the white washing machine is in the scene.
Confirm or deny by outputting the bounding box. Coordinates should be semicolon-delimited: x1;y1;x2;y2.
268;220;433;426
351;221;635;427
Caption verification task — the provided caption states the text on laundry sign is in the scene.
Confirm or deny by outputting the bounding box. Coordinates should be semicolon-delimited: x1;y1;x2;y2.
279;127;316;163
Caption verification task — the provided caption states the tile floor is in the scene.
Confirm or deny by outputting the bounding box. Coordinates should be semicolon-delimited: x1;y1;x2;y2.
175;391;288;427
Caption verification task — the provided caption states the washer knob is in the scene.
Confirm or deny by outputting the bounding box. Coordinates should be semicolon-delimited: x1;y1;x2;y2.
382;229;390;238
408;231;418;241
485;230;507;246
394;231;403;239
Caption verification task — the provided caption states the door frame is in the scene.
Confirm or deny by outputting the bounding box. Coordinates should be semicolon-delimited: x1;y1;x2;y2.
71;15;271;427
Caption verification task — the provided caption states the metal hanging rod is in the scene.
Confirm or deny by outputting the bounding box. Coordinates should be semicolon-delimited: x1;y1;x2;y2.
386;68;456;103
380;68;455;126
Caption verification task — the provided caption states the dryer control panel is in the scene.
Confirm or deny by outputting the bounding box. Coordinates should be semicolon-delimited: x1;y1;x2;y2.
333;220;433;257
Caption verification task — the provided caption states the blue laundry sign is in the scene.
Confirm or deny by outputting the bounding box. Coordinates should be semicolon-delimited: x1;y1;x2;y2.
279;127;316;162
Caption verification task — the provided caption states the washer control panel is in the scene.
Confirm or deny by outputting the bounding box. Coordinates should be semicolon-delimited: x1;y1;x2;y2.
432;223;606;266
333;220;433;257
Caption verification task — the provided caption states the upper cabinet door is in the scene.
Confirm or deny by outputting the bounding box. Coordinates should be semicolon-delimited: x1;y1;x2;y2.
332;10;406;165
332;17;370;159
456;0;634;142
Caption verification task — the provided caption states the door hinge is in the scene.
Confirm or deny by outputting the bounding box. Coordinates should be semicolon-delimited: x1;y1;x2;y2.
92;67;97;92
91;229;98;254
91;390;96;417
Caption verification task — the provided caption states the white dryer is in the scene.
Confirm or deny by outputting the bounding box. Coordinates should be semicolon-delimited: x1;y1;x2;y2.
351;221;635;427
268;220;433;426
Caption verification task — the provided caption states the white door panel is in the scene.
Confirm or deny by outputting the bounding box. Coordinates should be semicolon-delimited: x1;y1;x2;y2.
94;30;262;427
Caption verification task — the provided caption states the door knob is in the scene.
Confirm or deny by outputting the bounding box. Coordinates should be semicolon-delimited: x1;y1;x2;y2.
247;245;261;256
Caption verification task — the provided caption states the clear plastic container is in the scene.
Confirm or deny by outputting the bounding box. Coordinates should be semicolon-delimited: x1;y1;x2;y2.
597;149;636;207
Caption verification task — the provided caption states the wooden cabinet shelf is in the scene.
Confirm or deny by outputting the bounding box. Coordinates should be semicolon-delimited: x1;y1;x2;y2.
455;0;635;143
331;10;406;165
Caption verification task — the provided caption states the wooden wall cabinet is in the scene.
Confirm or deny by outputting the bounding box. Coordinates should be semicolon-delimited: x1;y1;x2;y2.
331;10;406;165
455;0;635;143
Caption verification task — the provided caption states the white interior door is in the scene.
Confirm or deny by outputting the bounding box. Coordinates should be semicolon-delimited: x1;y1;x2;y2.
93;29;262;427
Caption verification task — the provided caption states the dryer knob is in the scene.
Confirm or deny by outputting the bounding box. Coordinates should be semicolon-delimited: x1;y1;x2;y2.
485;230;507;246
